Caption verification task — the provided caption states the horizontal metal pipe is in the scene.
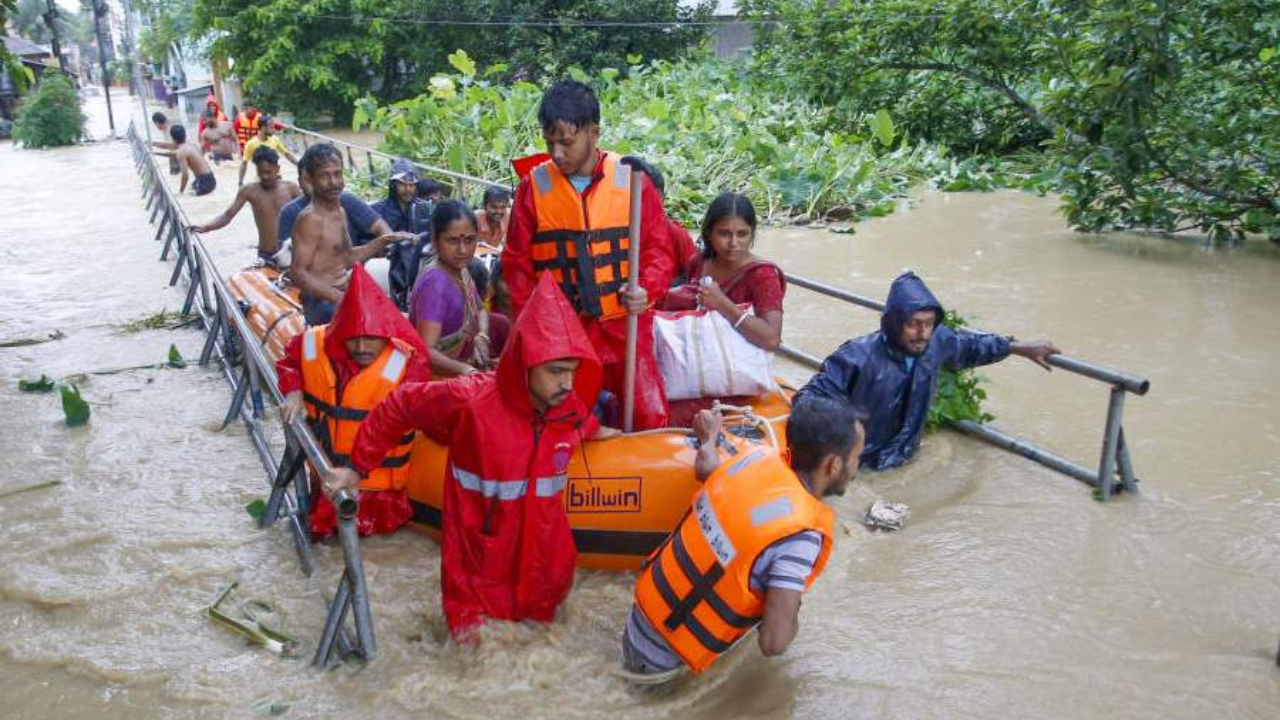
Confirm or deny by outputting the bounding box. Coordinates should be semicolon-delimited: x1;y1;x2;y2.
776;343;823;370
952;419;1101;488
783;272;1151;395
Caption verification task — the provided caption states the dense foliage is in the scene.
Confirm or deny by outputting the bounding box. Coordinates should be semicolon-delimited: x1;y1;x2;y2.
13;74;85;148
191;0;713;122
355;52;947;225
748;0;1279;243
926;311;994;431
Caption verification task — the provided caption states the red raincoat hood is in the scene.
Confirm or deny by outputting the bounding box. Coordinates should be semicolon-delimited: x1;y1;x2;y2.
324;264;426;377
496;273;601;417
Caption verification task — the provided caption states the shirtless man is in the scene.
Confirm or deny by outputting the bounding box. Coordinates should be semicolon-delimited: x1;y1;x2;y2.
158;125;217;196
201;115;237;165
189;147;302;262
292;143;410;324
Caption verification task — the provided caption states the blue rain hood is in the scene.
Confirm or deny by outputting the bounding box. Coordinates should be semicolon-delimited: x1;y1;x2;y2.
795;272;1010;470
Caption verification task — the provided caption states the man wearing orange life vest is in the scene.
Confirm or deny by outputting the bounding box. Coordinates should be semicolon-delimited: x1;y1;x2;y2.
503;81;676;430
622;397;867;678
275;263;431;540
233;106;261;157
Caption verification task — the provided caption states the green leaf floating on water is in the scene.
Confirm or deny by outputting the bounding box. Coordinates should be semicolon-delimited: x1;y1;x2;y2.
245;499;267;521
19;375;56;392
168;344;186;368
60;384;90;426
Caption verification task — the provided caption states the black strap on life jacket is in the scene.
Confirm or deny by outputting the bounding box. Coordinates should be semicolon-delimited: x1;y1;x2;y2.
650;529;761;654
531;226;630;317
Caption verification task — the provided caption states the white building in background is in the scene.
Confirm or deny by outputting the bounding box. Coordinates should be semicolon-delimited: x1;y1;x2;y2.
682;0;753;57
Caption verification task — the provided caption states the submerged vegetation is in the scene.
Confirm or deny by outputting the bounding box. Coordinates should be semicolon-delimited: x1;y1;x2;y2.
357;52;949;226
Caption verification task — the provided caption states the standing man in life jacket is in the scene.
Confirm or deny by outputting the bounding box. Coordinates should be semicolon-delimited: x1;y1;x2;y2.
233;106;261;157
621;397;866;679
325;275;621;639
503;81;676;430
276;263;431;539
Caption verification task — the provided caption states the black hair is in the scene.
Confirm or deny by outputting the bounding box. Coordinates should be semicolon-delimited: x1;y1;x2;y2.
482;186;512;206
151;111;167;125
417;177;446;200
251;146;280;166
298;143;343;176
538;80;600;132
700;192;758;260
431;198;478;239
169;124;187;144
787;397;867;475
467;257;490;298
620;155;665;197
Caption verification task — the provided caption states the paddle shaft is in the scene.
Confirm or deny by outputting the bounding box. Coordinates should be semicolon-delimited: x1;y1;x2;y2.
622;167;643;433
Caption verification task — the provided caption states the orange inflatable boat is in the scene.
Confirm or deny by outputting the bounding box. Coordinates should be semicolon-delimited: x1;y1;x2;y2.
228;266;793;570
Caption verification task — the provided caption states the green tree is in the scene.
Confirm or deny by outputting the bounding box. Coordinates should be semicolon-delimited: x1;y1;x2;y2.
748;0;1279;242
13;73;86;147
2;0;35;92
191;0;712;122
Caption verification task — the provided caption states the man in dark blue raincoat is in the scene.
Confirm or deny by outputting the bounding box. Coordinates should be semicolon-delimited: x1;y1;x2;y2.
795;272;1059;470
371;158;435;309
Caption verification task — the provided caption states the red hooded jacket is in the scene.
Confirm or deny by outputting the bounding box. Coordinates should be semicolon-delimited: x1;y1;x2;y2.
351;274;602;637
276;264;430;538
503;151;673;429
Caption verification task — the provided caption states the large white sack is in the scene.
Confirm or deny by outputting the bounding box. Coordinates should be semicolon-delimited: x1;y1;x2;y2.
653;307;777;400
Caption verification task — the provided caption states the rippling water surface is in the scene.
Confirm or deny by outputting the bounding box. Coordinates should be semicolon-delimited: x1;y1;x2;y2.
1;98;1277;719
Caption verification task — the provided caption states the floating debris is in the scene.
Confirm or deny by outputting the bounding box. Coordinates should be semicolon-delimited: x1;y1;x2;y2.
864;500;911;531
206;583;299;656
0;480;62;500
60;384;90;426
0;330;66;348
111;309;197;334
245;498;267;521
18;375;56;392
167;344;187;368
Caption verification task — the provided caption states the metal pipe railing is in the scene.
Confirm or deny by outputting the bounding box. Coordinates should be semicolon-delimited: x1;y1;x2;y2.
779;270;1150;498
126;123;377;662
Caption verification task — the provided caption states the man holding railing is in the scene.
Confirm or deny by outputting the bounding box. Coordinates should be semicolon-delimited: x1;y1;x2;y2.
795;271;1059;470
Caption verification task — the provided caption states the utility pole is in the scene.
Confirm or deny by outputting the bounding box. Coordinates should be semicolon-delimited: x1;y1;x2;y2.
41;0;68;73
91;0;116;135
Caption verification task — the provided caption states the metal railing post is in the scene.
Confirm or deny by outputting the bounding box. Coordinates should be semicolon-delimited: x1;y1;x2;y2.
1095;386;1126;501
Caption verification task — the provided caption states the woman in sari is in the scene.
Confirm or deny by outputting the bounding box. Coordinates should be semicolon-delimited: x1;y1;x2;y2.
661;192;785;351
409;200;506;377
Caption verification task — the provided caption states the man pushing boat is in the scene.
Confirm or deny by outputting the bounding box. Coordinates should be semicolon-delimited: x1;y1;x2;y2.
275;263;431;539
324;274;621;640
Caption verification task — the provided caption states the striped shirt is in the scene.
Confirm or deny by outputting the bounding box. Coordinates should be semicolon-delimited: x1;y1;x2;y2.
623;530;824;673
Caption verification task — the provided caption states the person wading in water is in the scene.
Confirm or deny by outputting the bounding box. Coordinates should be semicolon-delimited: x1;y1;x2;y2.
189;147;302;263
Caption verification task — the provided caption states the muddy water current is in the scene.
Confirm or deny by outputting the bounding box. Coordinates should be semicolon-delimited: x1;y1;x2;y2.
1;101;1277;719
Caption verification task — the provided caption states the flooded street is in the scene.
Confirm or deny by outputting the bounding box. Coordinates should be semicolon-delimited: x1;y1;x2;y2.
1;98;1277;719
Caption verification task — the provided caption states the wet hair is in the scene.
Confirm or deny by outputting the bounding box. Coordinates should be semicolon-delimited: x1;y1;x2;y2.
431;198;478;239
482;186;512;207
787;397;867;475
538;80;600;132
298;143;343;176
251;146;280;166
169;124;187;144
700;192;758;259
620;156;665;197
417;177;446;200
467;257;490;298
151;111;167;125
258;114;274;128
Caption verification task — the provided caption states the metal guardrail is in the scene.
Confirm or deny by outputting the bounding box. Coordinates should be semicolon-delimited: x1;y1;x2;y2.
127;124;375;665
277;123;509;202
778;273;1149;499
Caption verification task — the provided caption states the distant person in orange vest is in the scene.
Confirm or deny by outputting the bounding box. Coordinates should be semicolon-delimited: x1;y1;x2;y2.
275;263;431;539
233;105;261;156
502;81;676;430
621;397;866;680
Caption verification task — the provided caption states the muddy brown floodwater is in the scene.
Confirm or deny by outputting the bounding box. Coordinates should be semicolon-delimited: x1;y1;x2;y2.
2;99;1277;719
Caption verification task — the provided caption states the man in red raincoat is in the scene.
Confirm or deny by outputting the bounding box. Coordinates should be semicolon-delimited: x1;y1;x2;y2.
503;81;675;430
326;275;619;638
276;264;431;539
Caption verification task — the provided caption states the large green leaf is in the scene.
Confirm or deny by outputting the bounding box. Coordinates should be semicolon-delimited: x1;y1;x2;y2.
60;384;90;427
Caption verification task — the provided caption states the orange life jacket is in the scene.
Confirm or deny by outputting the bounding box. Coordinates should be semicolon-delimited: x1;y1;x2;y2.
529;152;632;320
634;448;835;673
234;112;259;150
299;326;414;491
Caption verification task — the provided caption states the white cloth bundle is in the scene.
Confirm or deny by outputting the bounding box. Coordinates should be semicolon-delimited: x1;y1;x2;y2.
653;306;777;400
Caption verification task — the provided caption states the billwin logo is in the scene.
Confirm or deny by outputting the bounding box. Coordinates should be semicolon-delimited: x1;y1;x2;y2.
566;477;642;513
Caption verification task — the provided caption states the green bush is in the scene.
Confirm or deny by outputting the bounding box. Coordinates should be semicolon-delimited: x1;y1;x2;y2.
14;74;86;148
